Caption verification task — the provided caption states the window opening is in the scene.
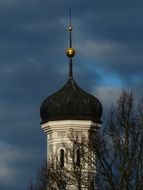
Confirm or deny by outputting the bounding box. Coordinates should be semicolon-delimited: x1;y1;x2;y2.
60;149;64;168
76;149;80;166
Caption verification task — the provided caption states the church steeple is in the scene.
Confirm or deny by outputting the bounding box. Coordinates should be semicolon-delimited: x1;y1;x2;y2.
40;12;103;190
66;9;75;79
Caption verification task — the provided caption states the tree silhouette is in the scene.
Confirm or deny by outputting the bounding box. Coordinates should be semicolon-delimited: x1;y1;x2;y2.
96;91;143;190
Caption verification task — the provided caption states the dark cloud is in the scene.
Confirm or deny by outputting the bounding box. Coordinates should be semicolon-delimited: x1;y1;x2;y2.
0;0;142;189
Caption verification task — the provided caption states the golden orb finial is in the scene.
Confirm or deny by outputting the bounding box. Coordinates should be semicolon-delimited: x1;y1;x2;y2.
66;47;75;58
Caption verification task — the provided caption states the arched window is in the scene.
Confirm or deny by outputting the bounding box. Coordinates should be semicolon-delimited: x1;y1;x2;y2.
60;149;64;168
76;149;80;167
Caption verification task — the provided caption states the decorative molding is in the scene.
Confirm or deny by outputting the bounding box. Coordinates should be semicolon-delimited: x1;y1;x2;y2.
41;120;101;133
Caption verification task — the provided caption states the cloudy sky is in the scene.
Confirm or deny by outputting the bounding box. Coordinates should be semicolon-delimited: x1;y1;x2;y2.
0;0;143;189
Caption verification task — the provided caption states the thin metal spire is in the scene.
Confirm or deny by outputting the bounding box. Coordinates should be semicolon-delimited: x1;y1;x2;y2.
66;8;75;79
69;8;72;48
69;8;71;26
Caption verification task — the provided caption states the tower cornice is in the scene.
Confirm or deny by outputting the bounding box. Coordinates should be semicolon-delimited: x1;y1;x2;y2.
41;120;101;133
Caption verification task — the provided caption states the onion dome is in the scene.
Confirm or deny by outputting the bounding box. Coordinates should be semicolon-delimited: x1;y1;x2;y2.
40;10;102;124
40;78;102;123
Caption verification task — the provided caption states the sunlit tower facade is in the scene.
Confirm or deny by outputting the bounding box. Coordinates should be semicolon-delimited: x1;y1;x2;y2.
40;14;102;190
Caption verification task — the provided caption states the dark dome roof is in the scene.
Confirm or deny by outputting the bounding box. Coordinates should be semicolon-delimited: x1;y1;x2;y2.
40;79;102;124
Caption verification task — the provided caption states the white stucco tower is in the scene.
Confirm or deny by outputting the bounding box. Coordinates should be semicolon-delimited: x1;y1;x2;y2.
40;15;102;190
